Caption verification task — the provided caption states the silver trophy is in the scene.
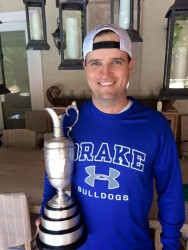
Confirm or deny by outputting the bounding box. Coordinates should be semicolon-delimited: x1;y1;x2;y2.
36;102;86;249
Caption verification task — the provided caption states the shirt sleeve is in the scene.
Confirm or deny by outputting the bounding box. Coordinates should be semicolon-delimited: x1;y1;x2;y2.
40;172;57;216
154;119;185;249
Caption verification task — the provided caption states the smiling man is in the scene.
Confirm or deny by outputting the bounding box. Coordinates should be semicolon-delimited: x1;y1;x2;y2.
83;28;134;114
39;25;185;250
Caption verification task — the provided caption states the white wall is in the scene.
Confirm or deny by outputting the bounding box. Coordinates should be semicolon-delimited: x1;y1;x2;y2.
140;0;174;97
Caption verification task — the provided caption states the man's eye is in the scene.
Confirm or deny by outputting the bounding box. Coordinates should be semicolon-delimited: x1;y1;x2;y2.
90;61;101;66
113;60;122;65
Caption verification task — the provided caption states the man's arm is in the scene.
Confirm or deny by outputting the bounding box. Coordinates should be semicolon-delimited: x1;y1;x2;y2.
40;172;57;216
154;122;185;249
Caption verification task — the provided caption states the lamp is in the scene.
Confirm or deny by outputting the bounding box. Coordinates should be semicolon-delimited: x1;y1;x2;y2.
0;34;10;95
160;0;188;99
23;0;50;50
52;18;61;55
56;0;89;70
111;0;142;42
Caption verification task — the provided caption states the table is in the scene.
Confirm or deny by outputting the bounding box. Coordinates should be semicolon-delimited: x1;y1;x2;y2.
0;147;45;213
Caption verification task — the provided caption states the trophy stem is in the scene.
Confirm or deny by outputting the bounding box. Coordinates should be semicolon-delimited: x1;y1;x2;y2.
57;189;69;202
47;189;73;208
58;189;65;197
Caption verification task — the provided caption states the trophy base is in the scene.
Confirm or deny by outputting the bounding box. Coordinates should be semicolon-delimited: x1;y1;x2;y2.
36;197;87;249
36;229;87;250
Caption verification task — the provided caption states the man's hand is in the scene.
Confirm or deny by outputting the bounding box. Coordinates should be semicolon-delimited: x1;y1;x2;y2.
35;217;41;236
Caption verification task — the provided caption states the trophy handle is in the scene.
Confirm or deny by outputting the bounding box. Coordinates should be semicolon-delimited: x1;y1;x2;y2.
66;101;79;139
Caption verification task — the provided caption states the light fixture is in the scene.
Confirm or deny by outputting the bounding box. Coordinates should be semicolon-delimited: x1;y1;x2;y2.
111;0;142;42
23;0;50;50
0;34;10;95
56;0;89;70
52;18;61;55
160;0;188;99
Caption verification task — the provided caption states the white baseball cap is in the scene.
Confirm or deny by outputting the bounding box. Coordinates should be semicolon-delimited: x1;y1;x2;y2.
83;24;132;60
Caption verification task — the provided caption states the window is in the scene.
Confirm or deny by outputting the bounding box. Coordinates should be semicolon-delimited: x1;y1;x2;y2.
0;11;44;129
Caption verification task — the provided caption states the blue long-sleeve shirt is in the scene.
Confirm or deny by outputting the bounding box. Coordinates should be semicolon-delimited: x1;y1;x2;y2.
41;98;185;250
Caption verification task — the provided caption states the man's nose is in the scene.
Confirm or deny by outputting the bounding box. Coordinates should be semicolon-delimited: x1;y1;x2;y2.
100;64;112;76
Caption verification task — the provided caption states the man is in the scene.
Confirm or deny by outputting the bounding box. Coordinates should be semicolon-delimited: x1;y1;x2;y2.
38;24;185;249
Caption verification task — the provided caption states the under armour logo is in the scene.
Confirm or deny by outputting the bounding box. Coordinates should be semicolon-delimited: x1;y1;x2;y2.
85;166;120;189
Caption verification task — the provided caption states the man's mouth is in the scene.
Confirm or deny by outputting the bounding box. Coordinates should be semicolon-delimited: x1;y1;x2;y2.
98;81;114;86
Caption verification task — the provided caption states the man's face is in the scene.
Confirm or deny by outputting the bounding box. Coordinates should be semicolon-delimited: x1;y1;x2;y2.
83;32;134;108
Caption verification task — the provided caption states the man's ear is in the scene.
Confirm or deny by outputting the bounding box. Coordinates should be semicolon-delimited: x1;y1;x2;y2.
129;59;135;74
82;61;86;69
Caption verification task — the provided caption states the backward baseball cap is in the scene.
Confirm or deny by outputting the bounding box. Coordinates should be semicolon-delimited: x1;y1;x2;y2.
83;24;132;60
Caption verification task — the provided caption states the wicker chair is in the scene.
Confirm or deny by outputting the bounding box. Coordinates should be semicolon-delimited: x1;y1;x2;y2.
0;192;32;250
2;128;43;149
25;110;53;133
